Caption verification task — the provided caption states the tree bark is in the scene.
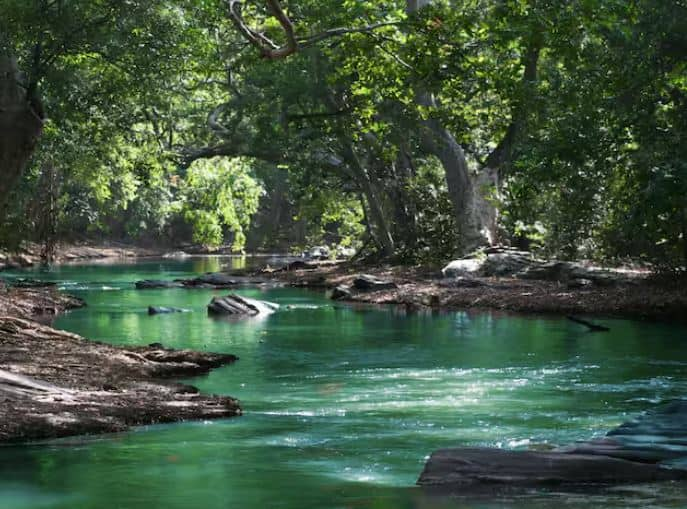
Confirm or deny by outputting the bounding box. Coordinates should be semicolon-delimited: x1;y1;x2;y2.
340;142;395;257
0;53;44;211
406;1;494;254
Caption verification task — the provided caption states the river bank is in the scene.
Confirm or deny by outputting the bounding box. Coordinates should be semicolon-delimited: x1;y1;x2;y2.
262;260;687;323
0;283;241;443
0;242;166;270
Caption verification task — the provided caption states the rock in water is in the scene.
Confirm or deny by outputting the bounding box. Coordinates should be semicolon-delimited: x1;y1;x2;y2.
183;273;270;288
135;280;182;289
331;285;353;300
418;400;687;489
148;306;188;315
352;274;397;291
417;448;687;487
207;294;279;317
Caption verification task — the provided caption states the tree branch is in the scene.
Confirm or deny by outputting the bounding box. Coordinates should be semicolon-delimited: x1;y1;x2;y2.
227;0;401;59
484;37;541;171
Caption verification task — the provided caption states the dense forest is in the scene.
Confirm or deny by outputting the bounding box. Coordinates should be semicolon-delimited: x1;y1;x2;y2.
1;0;686;267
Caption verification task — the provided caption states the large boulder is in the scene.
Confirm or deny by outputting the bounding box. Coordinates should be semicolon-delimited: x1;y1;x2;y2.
418;400;687;489
352;274;397;291
336;246;356;259
441;258;483;278
303;246;330;260
417;447;687;487
480;250;538;277
442;248;539;278
207;294;279;317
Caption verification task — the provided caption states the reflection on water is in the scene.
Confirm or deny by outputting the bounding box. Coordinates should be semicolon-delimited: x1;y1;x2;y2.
1;259;687;508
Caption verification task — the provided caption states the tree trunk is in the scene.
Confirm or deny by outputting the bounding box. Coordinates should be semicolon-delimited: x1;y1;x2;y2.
340;143;395;257
0;53;43;212
419;117;496;252
390;147;418;251
406;1;495;254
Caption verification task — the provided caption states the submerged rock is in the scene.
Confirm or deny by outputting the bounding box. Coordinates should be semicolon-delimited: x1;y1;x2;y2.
9;278;57;288
147;306;188;315
352;274;397;291
183;273;271;288
207;294;279;316
135;280;182;289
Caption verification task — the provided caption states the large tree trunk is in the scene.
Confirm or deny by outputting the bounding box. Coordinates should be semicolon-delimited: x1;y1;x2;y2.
407;0;496;254
0;54;43;211
419;117;497;251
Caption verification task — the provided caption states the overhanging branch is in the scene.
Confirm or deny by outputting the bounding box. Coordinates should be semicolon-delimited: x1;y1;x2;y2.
227;0;401;59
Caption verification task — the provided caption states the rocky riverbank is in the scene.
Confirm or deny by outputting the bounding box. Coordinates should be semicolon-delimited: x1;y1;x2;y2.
261;253;687;322
0;242;165;270
0;283;241;443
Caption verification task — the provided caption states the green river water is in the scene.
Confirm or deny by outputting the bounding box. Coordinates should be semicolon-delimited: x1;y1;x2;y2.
2;257;687;508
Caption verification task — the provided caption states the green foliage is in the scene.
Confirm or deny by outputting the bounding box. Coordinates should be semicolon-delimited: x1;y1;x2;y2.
1;0;685;269
403;158;458;263
181;158;263;250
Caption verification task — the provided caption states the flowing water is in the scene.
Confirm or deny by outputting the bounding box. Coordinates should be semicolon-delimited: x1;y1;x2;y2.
2;258;687;508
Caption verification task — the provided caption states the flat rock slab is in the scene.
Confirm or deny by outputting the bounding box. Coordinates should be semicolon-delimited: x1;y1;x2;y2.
417;448;687;487
419;400;687;489
207;294;279;316
0;316;240;443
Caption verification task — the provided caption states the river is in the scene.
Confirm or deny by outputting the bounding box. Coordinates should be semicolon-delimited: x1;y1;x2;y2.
2;258;687;508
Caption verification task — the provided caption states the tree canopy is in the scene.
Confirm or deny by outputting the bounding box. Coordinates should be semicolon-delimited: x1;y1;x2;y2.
1;0;685;266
